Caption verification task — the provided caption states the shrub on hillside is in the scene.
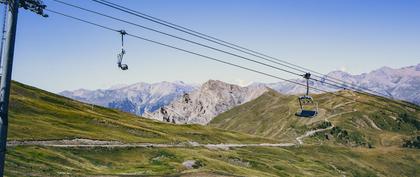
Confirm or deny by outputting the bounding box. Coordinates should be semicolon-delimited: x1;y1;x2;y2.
403;136;420;149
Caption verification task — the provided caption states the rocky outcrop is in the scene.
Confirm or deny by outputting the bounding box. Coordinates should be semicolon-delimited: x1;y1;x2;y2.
147;80;268;125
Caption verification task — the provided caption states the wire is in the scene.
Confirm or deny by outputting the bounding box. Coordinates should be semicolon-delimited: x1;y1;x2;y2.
55;0;391;101
51;0;303;77
92;0;391;98
45;9;118;32
45;8;417;113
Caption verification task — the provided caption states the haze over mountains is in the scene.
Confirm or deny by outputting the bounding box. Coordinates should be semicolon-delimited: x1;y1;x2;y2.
60;64;420;124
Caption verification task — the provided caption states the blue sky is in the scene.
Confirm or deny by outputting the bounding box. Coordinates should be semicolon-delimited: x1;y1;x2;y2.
8;0;420;92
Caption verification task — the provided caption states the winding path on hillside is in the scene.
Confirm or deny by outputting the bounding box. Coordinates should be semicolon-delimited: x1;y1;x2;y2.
7;111;356;148
7;100;358;148
295;99;357;145
7;139;295;148
6;110;353;148
295;110;357;145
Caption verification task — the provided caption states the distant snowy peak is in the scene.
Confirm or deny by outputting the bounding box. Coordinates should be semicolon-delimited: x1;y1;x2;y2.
61;89;92;98
326;71;356;81
108;84;129;90
59;81;197;115
147;80;268;125
267;63;420;105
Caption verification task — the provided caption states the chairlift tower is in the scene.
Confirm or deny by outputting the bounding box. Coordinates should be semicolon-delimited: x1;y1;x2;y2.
0;1;20;175
0;0;47;176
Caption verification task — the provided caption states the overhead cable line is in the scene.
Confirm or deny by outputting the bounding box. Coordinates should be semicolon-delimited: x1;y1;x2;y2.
52;0;390;101
51;0;303;77
45;9;118;32
45;8;415;113
91;0;391;98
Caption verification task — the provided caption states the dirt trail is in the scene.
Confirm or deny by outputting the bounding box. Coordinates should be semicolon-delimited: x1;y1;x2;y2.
7;139;295;148
295;110;356;145
8;99;358;148
8;110;357;148
296;126;334;145
363;115;382;130
295;96;358;145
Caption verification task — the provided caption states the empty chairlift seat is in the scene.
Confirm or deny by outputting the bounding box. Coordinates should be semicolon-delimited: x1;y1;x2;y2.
295;73;318;118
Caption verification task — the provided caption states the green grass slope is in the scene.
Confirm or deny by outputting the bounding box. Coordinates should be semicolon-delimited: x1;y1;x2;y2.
7;145;420;177
210;90;420;147
8;81;274;144
5;82;420;176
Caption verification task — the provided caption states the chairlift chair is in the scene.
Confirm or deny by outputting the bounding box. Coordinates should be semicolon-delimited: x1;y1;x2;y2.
117;30;128;70
117;48;128;70
296;73;318;118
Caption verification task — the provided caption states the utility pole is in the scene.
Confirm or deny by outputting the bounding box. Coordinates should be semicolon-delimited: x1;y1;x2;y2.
0;0;19;175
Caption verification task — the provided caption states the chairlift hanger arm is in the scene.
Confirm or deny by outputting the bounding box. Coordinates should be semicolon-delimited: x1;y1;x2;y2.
119;29;127;47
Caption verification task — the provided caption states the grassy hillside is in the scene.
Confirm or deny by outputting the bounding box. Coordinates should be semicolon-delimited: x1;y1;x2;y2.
5;82;420;176
7;145;420;176
8;81;274;144
210;90;420;147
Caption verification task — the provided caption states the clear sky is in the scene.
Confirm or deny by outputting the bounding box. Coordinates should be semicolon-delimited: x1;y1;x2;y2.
7;0;420;92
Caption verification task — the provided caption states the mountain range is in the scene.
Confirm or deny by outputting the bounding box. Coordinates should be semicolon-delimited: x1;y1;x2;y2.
60;64;420;124
267;63;420;105
60;81;196;115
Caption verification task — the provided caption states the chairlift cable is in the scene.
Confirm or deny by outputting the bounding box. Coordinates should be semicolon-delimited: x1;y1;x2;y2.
45;8;418;113
53;0;390;99
91;0;390;98
51;0;303;77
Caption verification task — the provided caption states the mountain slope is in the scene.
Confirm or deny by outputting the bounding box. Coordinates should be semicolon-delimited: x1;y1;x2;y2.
210;90;420;147
147;80;268;125
60;81;197;116
9;81;272;144
5;81;420;177
8;145;420;177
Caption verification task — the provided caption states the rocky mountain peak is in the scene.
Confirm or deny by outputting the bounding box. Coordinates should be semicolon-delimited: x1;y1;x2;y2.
326;70;352;79
201;80;239;90
147;80;268;125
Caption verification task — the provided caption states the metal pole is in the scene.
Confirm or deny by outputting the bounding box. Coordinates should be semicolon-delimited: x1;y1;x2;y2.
306;78;309;96
0;4;8;69
0;0;19;175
